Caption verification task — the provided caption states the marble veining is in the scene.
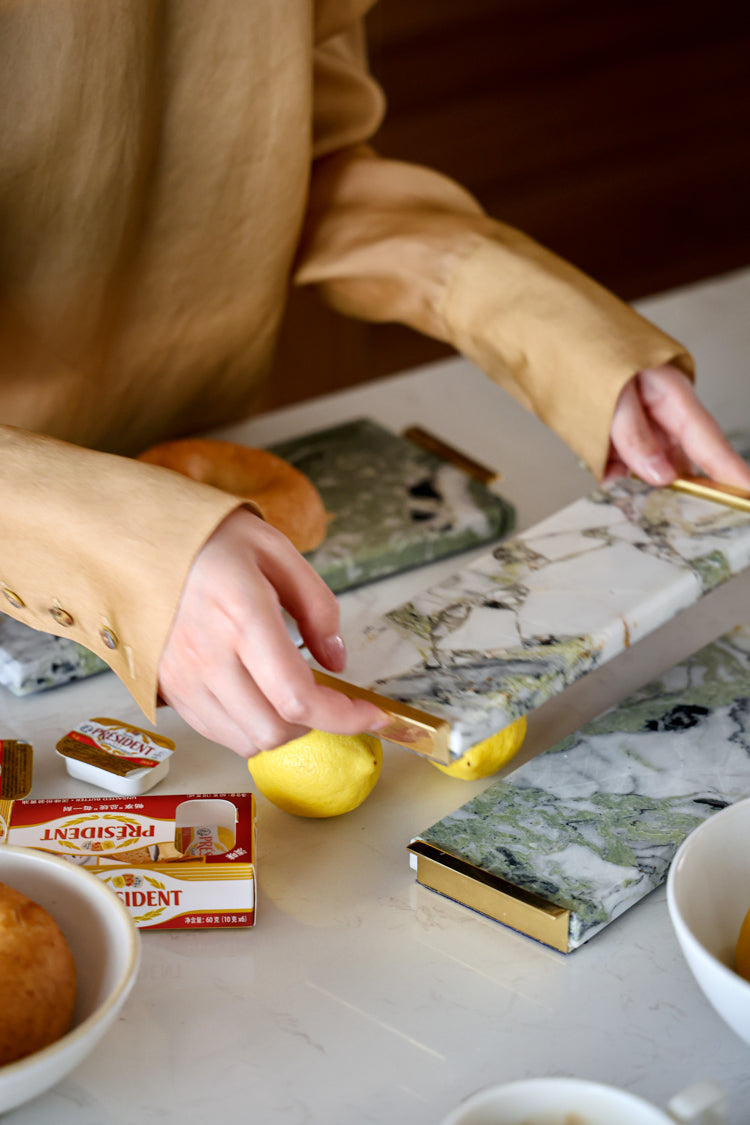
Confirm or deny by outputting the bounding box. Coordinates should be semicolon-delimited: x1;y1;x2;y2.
0;615;107;696
343;475;750;756
271;417;514;593
414;625;750;949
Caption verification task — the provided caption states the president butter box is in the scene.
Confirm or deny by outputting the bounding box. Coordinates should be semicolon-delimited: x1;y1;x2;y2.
0;792;256;930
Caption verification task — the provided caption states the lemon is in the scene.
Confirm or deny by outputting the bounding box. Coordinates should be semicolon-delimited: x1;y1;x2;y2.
247;730;382;817
736;904;750;982
432;716;527;779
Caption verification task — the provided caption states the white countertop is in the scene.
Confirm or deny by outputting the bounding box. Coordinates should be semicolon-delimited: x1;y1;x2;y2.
4;268;750;1123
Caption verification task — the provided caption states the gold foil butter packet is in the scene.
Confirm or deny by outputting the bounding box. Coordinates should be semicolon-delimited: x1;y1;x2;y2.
0;740;33;800
56;717;175;796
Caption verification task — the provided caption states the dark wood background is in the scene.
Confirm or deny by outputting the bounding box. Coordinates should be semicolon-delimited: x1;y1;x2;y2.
267;0;750;410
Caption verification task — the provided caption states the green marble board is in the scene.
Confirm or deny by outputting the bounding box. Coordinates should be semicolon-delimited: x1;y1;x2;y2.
410;624;750;951
270;418;515;594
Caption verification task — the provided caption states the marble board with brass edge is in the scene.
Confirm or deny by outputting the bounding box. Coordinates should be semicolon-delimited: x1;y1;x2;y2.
409;623;750;952
323;458;750;761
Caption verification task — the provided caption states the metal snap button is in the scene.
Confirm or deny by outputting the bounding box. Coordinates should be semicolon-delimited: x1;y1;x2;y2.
49;606;74;627
99;626;119;650
2;588;25;609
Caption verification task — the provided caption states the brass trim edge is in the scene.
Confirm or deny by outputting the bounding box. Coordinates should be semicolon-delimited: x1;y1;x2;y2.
670;476;750;514
408;839;571;953
312;670;451;763
402;426;500;485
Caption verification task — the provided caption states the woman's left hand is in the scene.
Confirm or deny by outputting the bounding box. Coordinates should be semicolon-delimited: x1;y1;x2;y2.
604;364;750;488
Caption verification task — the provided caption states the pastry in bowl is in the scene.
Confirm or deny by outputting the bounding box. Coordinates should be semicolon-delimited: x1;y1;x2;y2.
0;846;140;1115
0;881;76;1065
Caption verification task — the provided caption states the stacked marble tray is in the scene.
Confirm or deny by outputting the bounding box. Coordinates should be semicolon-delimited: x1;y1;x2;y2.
409;624;750;952
343;473;750;758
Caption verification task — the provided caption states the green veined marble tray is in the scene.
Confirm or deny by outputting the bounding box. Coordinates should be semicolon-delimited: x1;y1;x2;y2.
270;418;515;594
409;624;750;951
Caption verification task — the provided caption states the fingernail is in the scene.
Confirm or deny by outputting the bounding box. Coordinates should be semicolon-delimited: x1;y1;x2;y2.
642;455;674;487
368;710;392;731
322;633;346;670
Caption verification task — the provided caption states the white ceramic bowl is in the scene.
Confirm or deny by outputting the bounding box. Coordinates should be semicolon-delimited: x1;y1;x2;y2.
0;845;141;1114
667;796;750;1047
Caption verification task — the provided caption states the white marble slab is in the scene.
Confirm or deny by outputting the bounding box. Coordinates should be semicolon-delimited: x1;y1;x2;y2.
342;470;750;757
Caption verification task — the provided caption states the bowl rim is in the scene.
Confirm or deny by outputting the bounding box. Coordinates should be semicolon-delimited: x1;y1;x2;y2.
666;797;750;999
0;844;141;1080
441;1076;674;1124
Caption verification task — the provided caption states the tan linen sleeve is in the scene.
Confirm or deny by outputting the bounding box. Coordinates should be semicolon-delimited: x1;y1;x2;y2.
298;2;694;479
0;426;246;719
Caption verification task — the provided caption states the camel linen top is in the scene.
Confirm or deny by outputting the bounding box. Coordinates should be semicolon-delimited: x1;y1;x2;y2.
0;0;692;718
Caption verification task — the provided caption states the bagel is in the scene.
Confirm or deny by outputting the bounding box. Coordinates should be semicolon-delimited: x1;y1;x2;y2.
138;438;328;553
0;882;77;1065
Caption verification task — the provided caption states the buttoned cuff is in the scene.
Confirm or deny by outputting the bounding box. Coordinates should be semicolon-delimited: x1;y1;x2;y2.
440;228;694;479
0;427;247;720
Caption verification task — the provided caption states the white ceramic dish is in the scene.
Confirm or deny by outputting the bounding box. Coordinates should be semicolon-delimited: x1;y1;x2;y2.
667;796;750;1047
0;845;141;1114
439;1076;726;1124
57;748;171;795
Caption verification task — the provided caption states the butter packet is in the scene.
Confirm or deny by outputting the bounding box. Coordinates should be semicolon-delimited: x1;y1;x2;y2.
0;740;33;841
1;792;256;930
56;718;175;796
0;740;33;801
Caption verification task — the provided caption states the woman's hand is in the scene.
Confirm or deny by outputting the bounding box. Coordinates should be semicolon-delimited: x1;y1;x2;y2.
158;509;387;757
603;364;750;489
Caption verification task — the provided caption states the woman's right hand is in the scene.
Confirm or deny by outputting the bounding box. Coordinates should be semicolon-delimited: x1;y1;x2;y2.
157;509;387;757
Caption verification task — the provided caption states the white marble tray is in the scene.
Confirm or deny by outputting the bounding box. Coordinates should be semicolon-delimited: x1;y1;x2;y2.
339;475;750;758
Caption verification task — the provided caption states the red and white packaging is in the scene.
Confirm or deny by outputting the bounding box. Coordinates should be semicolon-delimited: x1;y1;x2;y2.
0;791;256;930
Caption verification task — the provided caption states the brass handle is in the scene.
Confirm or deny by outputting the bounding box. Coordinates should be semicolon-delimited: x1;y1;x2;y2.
402;426;499;485
312;670;451;763
669;476;750;513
